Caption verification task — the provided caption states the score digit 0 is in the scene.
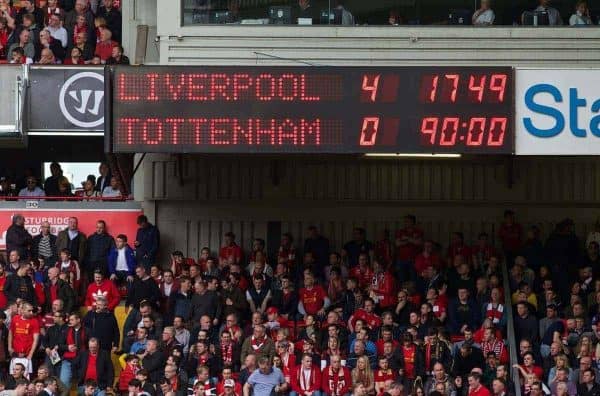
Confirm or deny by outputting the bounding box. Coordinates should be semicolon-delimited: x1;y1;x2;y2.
359;117;380;146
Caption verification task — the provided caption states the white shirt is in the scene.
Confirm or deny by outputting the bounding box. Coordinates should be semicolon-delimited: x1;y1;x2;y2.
68;229;78;240
47;25;68;48
163;282;173;297
18;187;45;197
102;186;122;198
473;9;495;25
569;13;592;26
116;247;128;271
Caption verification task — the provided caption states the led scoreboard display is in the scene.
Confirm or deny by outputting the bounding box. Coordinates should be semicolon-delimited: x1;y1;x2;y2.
109;66;514;154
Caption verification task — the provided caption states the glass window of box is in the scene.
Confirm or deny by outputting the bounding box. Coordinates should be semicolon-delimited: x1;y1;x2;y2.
181;0;590;26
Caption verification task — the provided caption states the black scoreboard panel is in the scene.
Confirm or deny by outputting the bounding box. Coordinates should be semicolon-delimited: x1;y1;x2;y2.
109;66;514;154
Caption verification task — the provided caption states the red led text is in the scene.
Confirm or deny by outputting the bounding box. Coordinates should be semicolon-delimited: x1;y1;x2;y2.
117;73;325;102
117;117;322;146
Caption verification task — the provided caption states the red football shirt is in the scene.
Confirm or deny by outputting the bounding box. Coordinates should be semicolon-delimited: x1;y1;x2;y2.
219;244;243;264
395;228;424;261
10;315;39;355
299;286;327;315
85;353;98;380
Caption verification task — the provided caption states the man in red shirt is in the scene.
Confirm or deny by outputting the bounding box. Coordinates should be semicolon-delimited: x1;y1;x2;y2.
298;271;329;318
414;241;442;276
349;254;373;290
467;372;491;396
321;354;351;396
72;338;114;394
94;26;117;62
349;298;382;332
219;232;243;267
8;302;40;362
369;260;395;309
290;353;322;396
85;270;120;311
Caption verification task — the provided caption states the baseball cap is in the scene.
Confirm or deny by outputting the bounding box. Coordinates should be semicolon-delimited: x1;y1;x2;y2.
224;379;235;388
266;307;278;315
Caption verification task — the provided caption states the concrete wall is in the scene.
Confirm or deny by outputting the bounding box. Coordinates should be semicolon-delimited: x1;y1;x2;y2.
135;155;600;258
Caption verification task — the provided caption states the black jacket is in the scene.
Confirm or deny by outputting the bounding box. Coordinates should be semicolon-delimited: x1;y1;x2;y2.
72;349;114;389
578;383;600;396
4;274;37;306
32;233;58;263
126;276;161;309
43;323;67;349
44;279;76;314
142;350;166;384
82;309;120;351
6;224;33;260
191;290;221;322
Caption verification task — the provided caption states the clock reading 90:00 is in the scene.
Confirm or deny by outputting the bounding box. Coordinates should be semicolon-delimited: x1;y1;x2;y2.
358;72;510;149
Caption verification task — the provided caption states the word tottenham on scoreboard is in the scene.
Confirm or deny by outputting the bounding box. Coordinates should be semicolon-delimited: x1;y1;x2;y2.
107;66;514;154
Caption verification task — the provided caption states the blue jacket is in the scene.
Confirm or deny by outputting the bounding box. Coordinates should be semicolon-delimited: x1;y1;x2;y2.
107;245;136;276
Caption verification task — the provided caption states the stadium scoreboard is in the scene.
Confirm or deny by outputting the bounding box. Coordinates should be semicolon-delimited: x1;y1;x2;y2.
107;66;514;154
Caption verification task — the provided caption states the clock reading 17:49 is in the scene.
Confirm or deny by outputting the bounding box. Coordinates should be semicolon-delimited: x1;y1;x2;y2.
356;71;511;151
108;66;514;154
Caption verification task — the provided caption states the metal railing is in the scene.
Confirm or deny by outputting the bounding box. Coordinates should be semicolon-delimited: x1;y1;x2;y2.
503;258;522;396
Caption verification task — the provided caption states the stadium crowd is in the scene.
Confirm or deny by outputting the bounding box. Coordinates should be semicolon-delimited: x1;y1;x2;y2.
0;0;128;65
0;209;599;396
1;162;126;200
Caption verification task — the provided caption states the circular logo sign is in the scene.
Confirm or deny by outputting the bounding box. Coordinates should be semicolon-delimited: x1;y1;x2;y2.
58;72;105;129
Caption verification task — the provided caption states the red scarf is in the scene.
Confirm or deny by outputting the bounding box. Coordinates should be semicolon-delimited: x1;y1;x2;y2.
299;367;316;391
198;352;209;366
328;366;346;396
251;335;266;351
221;342;233;365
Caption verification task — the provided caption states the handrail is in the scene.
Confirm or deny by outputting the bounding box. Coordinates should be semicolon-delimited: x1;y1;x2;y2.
0;196;133;201
503;258;522;396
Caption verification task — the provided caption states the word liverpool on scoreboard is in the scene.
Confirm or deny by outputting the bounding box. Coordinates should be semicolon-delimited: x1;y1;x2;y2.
108;66;514;154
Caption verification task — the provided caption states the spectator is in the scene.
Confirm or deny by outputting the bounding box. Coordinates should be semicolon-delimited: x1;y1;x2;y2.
332;0;354;25
6;215;32;261
82;297;119;352
467;372;491;396
105;44;129;64
15;0;44;28
243;356;286;396
7;29;34;62
43;163;62;197
296;0;318;24
531;0;563;25
96;0;121;42
63;45;84;64
84;270;120;311
72;337;113;395
31;222;57;265
84;220;114;277
44;267;75;314
241;325;275;364
126;265;160;311
46;14;67;48
8;46;31;64
472;0;495;25
64;0;95;47
8;301;39;373
577;368;600;396
570;1;592;26
44;0;64;25
107;233;136;287
134;215;160;270
94;162;111;193
17;176;44;198
4;264;37;306
101;176;122;199
38;29;64;62
56;217;86;265
93;26;116;62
